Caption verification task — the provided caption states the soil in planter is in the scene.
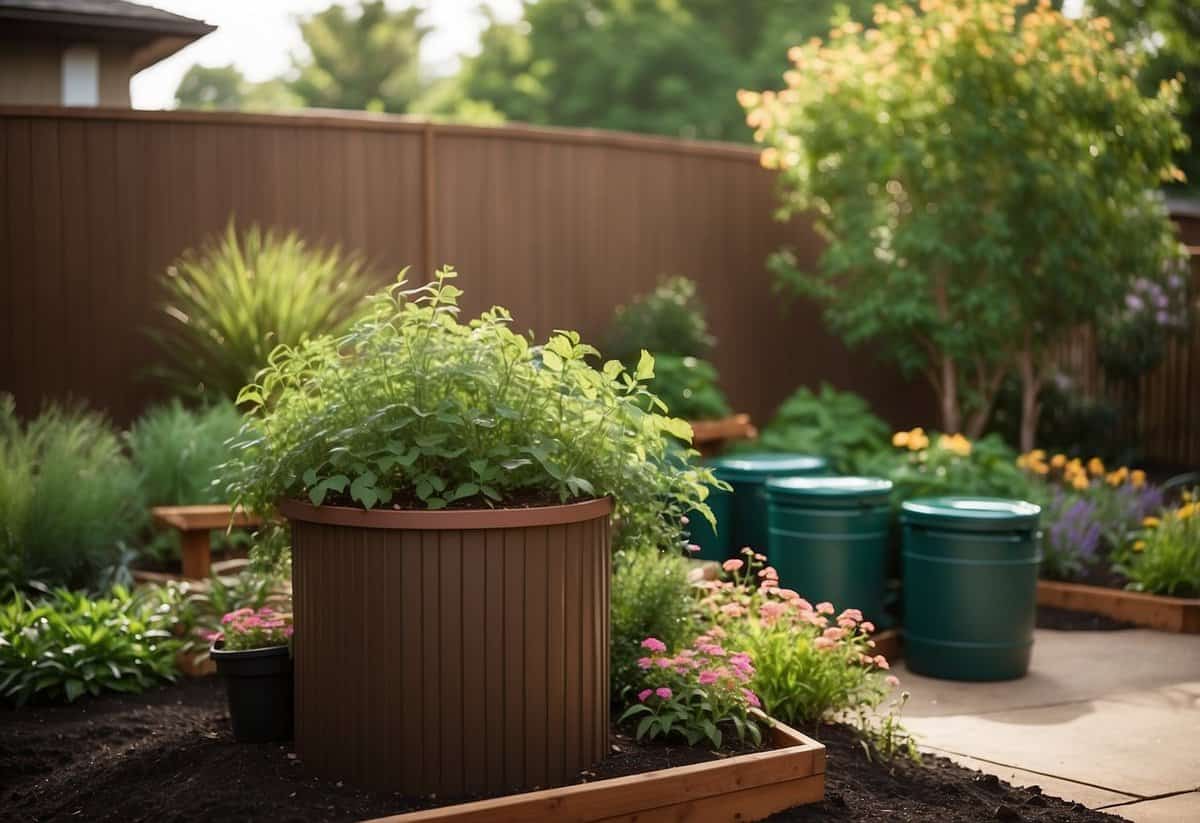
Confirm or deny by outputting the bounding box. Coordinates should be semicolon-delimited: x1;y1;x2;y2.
769;724;1125;823
1037;605;1136;632
2;679;1121;823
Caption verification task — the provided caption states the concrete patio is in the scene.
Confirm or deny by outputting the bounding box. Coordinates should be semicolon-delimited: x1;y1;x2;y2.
896;628;1200;822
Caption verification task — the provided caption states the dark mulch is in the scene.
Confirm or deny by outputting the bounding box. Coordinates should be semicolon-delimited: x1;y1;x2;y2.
2;679;1123;822
769;725;1125;823
1036;605;1135;632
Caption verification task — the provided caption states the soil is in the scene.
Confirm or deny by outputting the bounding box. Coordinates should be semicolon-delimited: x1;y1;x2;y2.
2;679;1123;823
769;724;1125;823
1036;605;1135;632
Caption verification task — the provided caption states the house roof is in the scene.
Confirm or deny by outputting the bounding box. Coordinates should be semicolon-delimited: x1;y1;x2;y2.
0;0;215;71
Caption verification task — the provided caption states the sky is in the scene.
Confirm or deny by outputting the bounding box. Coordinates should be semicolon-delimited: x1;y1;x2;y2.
130;1;524;110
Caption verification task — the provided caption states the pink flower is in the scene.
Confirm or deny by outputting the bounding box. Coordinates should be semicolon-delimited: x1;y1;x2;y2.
758;566;779;580
873;655;890;670
742;688;761;708
680;515;690;526
698;670;720;685
655;687;673;700
655;658;673;668
886;675;900;687
813;637;836;651
638;689;653;702
753;552;767;562
686;543;700;553
722;558;744;573
637;657;653;669
283;627;294;638
776;588;801;601
708;626;727;639
759;601;787;624
822;627;845;641
837;609;863;623
740;547;754;556
720;603;745;618
860;621;875;634
641;637;667;652
816;602;835;615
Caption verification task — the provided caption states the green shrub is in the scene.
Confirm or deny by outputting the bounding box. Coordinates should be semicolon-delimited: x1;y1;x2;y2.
152;568;289;661
128;399;242;506
989;374;1123;464
643;354;731;421
611;547;695;700
867;429;1032;504
752;384;889;473
226;268;717;561
603;276;715;364
0;397;142;590
0;585;179;706
152;221;372;400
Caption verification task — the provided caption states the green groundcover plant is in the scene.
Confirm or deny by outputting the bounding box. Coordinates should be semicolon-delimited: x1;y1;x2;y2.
1116;490;1200;598
752;384;889;473
152;221;373;401
0;585;179;706
0;397;142;591
225;268;717;558
611;545;696;700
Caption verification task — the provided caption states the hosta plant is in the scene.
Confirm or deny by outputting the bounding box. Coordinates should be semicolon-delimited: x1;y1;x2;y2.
225;268;718;556
0;585;179;706
618;634;766;749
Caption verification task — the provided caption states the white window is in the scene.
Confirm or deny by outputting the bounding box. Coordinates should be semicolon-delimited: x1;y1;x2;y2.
61;47;99;106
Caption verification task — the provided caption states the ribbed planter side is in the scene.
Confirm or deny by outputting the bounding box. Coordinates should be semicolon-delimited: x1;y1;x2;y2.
284;499;612;798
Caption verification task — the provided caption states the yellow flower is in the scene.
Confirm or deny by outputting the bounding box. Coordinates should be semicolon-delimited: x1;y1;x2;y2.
1142;516;1160;528
1032;462;1049;475
1106;467;1128;487
1071;474;1090;491
1030;449;1046;462
1016;454;1029;469
938;433;972;457
1066;458;1083;474
1087;457;1105;476
1050;454;1066;468
1179;503;1196;520
1184;490;1195;503
892;431;909;448
1130;470;1146;489
906;428;929;451
1132;540;1146;553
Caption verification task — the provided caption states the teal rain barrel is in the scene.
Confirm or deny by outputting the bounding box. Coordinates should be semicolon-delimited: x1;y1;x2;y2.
765;476;893;624
901;497;1042;681
688;454;828;561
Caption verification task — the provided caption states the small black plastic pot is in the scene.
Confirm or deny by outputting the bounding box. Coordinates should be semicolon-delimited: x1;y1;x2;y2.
210;640;294;743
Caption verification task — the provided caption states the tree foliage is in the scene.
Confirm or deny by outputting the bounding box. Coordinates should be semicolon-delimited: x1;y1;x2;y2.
288;1;429;113
174;64;301;111
743;0;1186;447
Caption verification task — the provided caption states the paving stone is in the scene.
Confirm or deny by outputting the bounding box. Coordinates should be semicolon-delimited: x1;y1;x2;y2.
924;749;1139;810
1102;791;1200;823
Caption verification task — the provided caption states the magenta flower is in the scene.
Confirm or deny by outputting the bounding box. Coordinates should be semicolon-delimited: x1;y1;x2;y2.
637;656;653;669
638;689;653;703
698;670;719;685
655;687;672;700
742;688;761;708
641;637;667;652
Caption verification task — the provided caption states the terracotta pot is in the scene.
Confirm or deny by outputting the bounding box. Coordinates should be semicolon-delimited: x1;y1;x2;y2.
278;496;614;797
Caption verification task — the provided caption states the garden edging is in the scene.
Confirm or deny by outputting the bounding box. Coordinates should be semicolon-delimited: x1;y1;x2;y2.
364;712;825;823
1037;580;1200;633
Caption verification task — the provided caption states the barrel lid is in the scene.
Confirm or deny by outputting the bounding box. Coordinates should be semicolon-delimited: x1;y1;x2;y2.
901;497;1041;531
709;453;828;481
766;475;892;504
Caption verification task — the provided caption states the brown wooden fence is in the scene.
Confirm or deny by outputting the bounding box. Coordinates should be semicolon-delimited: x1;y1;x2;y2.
0;105;933;428
0;106;1195;466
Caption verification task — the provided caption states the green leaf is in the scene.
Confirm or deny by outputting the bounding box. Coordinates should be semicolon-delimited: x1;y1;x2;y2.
635;350;655;381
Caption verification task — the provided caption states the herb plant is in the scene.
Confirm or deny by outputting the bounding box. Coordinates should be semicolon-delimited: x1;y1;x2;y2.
618;634;765;749
751;384;889;473
226;268;717;556
0;397;142;591
153;221;372;400
0;585;179;706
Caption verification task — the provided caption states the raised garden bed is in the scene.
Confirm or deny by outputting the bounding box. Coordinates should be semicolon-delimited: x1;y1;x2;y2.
1037;580;1200;634
366;710;824;822
0;678;1120;823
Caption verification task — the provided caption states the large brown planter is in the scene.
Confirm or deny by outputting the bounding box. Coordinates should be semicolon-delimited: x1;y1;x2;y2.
1037;580;1200;633
279;496;613;798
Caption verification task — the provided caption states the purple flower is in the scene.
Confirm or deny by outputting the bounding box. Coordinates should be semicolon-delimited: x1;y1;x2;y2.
1125;294;1144;312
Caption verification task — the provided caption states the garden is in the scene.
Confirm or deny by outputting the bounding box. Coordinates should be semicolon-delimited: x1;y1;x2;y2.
3;2;1199;822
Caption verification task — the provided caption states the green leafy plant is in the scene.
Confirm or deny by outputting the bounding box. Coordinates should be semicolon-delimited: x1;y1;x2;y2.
643;354;732;421
150;568;288;661
604;277;716;364
751;384;889;473
0;397;142;590
696;550;897;728
869;429;1032;504
0;585;179;706
618;634;765;749
1116;491;1200;597
226;268;717;559
744;0;1186;448
611;546;696;699
152;221;372;400
127;399;242;506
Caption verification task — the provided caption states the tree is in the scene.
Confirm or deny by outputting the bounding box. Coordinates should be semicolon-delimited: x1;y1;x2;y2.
433;0;874;140
743;0;1186;448
288;1;430;113
175;64;246;110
